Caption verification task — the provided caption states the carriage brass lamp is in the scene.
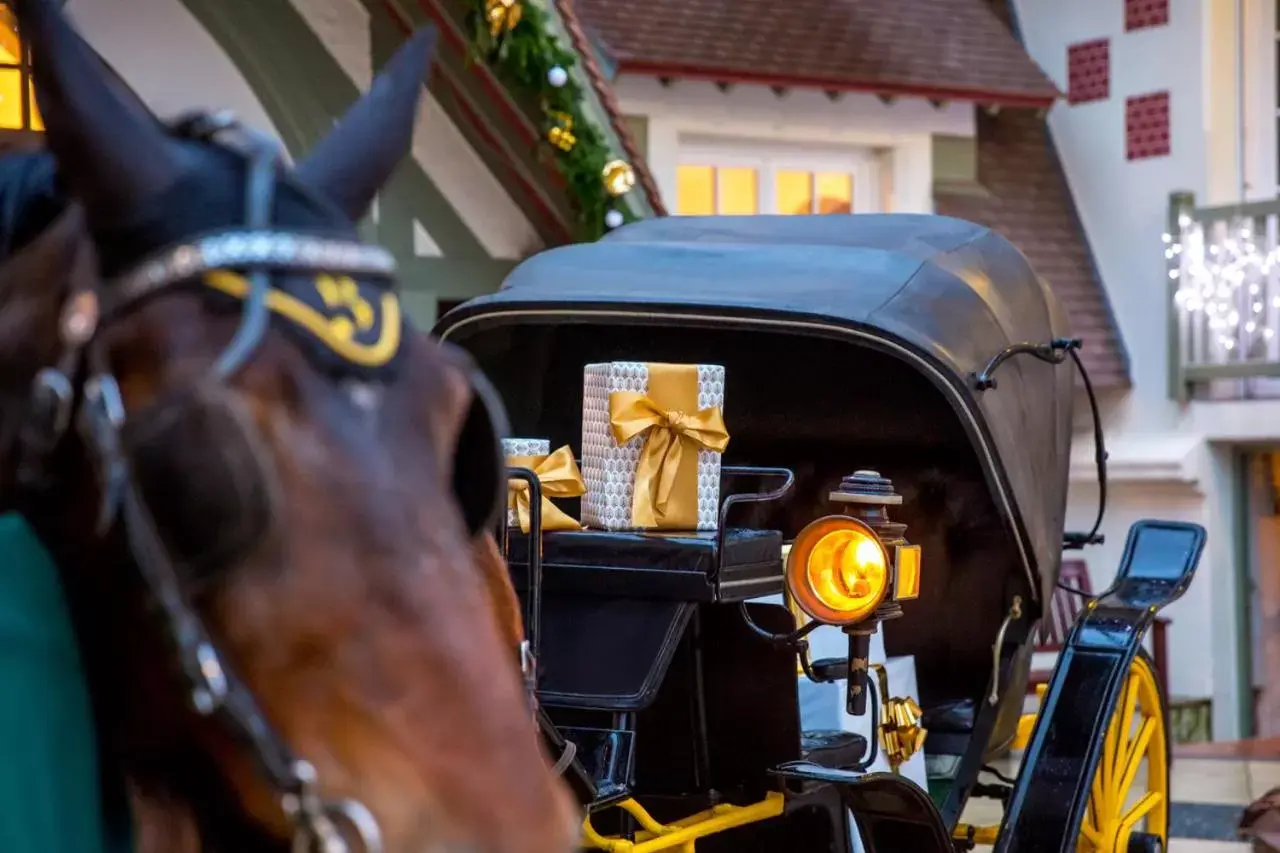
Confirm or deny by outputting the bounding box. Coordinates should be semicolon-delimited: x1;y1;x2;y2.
785;470;921;717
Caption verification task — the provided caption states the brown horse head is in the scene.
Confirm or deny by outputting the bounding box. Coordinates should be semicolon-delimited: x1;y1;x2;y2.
0;0;577;850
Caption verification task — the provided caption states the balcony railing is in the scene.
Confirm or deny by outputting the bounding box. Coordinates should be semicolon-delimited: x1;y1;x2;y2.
1168;191;1280;401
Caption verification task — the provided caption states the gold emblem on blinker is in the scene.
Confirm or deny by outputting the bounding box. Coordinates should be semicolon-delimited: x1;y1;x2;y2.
314;275;375;343
201;270;402;368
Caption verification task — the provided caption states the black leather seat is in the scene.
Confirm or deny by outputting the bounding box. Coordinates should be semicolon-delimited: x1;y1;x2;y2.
800;730;869;769
921;698;976;756
508;527;782;574
922;698;976;734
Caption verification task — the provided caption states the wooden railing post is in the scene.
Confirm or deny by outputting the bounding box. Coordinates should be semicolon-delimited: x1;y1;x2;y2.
1168;190;1197;403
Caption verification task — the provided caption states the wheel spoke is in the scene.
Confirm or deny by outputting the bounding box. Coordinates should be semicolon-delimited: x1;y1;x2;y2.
1088;765;1105;824
1120;791;1163;831
1113;717;1155;803
1101;705;1120;797
1107;674;1139;792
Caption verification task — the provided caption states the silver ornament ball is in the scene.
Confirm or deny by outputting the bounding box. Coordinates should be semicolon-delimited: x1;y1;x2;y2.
604;209;624;229
547;66;569;88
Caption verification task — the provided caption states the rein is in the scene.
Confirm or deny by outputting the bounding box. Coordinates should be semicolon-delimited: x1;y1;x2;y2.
13;112;393;853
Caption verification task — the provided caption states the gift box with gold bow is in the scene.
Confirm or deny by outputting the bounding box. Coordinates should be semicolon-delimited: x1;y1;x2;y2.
580;362;729;531
502;438;587;533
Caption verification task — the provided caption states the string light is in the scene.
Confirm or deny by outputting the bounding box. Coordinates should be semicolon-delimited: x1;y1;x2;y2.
1168;215;1279;353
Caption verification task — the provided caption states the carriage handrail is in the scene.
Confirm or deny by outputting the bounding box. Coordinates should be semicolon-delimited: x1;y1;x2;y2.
505;466;543;685
712;466;795;586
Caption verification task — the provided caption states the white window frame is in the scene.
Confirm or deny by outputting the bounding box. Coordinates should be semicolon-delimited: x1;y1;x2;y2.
676;136;884;215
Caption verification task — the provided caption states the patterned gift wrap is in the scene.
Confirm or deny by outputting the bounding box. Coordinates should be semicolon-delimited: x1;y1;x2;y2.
581;362;727;531
502;438;550;528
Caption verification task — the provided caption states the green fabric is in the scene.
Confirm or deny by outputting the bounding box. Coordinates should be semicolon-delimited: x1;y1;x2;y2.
0;513;117;852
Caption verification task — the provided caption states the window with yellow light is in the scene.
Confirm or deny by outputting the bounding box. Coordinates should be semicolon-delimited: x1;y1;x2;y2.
0;2;42;132
676;164;854;217
676;165;760;216
777;170;852;215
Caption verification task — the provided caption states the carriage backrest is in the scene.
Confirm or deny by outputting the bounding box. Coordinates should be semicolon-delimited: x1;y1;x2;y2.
1035;559;1092;651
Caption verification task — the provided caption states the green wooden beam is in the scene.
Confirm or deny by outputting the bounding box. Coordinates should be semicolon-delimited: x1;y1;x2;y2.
1191;197;1280;224
1182;361;1280;382
179;0;489;261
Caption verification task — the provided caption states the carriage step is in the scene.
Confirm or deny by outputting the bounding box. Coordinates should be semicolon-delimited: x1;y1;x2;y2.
558;726;635;811
771;764;953;850
537;710;598;805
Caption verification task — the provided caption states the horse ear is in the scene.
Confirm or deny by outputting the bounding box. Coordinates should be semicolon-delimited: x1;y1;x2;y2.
15;0;183;223
294;27;437;221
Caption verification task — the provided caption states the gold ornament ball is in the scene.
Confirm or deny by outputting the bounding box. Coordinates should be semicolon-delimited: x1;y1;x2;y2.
602;160;636;197
486;0;522;38
548;126;576;152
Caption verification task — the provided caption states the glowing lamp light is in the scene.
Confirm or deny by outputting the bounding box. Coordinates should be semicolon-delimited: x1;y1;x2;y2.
894;544;922;600
786;516;890;626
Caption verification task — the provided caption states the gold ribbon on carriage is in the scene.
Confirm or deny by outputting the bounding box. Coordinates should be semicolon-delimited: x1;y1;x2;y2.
608;364;730;530
506;445;587;533
871;664;928;771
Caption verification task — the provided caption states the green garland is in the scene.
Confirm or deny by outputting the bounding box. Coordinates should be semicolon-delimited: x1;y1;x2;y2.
467;0;633;241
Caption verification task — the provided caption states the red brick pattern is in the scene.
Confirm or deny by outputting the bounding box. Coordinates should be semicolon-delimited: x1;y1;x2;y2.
1067;39;1109;104
574;0;1060;105
1125;0;1169;31
1126;91;1171;160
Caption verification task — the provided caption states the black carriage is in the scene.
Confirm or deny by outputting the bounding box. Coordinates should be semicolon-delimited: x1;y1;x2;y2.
435;213;1204;853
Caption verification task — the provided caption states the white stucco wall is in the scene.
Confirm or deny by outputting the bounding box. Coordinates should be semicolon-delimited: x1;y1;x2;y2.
68;0;280;142
615;77;973;217
1015;0;1274;736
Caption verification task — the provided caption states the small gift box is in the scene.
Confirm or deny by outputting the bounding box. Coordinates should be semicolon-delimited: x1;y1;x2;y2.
502;438;586;532
581;362;729;531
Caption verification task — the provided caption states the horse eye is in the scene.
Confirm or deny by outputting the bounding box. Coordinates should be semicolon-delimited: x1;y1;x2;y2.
121;389;273;578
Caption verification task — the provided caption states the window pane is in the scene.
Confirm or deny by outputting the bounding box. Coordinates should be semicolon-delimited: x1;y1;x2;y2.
776;170;812;215
0;68;21;129
718;167;758;215
815;172;853;214
677;165;716;216
0;8;18;66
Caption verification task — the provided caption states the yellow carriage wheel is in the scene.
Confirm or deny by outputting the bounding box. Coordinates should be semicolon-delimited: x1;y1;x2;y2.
1078;650;1169;853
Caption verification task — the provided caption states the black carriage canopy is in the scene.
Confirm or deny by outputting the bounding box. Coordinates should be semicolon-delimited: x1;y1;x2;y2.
436;214;1075;610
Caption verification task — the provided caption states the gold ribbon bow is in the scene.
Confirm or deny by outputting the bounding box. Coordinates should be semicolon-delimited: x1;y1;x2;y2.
608;364;730;529
507;445;586;534
872;664;927;770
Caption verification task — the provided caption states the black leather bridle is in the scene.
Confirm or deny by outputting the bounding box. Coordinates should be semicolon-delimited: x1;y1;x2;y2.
12;110;399;853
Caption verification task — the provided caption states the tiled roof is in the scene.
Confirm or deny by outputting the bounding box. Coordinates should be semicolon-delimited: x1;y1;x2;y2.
573;0;1060;106
935;27;1129;387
